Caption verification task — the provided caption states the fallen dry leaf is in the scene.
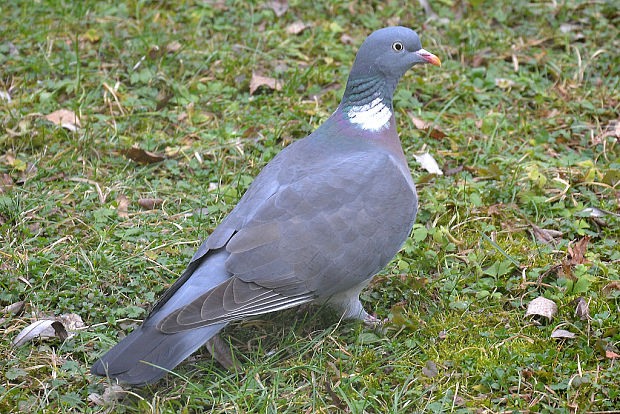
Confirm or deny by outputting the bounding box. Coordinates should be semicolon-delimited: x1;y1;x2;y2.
205;334;240;370
12;320;68;347
525;296;557;321
60;313;85;330
285;21;307;35
2;300;25;315
574;296;590;320
413;152;443;175
495;78;515;89
340;34;354;45
0;173;13;193
249;73;282;95
409;114;446;139
166;40;182;53
422;360;438;378
472;48;491;67
606;350;620;359
600;119;619;139
100;384;125;405
124;147;165;164
602;281;620;295
568;236;591;265
17;162;37;184
264;0;288;16
551;329;576;339
530;224;563;245
138;198;163;210
44;109;81;131
116;195;129;219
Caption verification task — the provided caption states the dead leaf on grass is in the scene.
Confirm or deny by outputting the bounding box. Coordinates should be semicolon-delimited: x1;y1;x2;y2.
249;73;282;95
606;350;620;359
602;281;620;296
551;329;576;339
138;198;163;210
600;119;619;139
123;147;165;164
422;360;438;378
0;173;13;193
12;313;84;347
2;300;25;315
580;207;620;218
285;21;307;35
530;224;563;245
340;34;354;45
205;334;240;370
166;40;182;53
12;320;67;347
413;152;443;175
116;195;129;219
44;109;81;131
17;162;37;184
409;114;446;139
525;296;557;321
495;78;515;89
264;0;288;16
573;296;590;320
568;236;591;265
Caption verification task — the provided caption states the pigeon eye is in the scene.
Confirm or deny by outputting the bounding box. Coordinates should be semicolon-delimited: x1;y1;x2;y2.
392;41;404;52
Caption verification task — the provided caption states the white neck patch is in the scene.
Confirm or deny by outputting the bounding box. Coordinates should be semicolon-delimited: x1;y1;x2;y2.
347;97;391;132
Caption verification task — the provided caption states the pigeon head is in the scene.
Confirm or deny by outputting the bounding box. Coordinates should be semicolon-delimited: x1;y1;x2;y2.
339;27;440;132
350;26;441;81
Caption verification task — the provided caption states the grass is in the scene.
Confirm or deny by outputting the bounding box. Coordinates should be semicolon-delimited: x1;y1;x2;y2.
1;0;618;412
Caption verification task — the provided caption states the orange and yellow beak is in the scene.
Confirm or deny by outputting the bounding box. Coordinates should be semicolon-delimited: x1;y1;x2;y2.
416;49;442;67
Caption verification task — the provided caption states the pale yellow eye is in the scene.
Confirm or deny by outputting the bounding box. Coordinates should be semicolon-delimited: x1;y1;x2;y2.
392;41;404;52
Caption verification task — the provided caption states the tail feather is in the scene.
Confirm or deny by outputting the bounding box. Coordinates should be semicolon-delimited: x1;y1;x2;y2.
91;249;231;385
91;323;226;385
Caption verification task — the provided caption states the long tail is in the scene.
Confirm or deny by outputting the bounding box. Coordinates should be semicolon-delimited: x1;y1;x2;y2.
91;249;230;385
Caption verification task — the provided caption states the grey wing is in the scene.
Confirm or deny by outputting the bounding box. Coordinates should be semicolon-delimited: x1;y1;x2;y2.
158;151;416;333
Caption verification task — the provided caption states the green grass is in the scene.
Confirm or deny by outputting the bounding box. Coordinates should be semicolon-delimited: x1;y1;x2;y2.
1;0;619;412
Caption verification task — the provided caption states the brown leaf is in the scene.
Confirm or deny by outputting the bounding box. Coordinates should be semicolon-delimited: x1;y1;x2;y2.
249;73;282;95
123;147;165;164
12;319;69;347
59;313;85;330
409;114;446;139
413;152;443;175
340;33;354;45
551;329;576;339
472;48;491;67
264;0;288;16
600;119;620;139
285;21;307;35
0;173;13;193
2;301;25;315
606;350;620;359
44;109;81;131
530;224;563;245
574;296;590;320
116;195;129;219
40;172;66;182
568;236;590;265
101;384;125;405
205;334;240;370
444;165;463;176
525;296;557;321
602;281;620;295
422;360;438;378
17;162;37;184
138;198;163;210
166;40;182;53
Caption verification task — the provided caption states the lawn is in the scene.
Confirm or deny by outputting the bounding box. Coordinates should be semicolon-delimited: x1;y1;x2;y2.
1;0;618;412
